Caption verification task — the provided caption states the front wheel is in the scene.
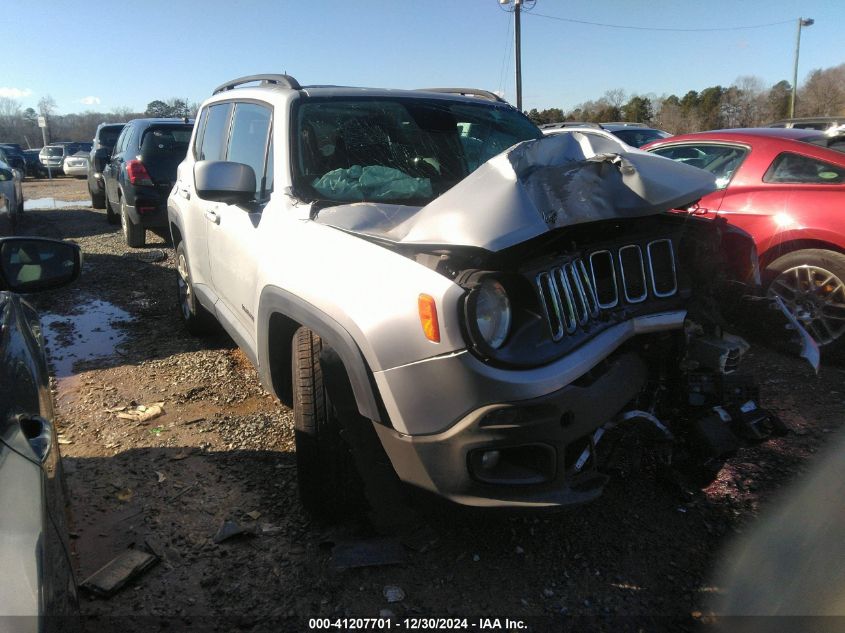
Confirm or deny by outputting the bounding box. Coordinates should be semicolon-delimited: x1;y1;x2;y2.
292;327;362;520
765;248;845;355
120;197;145;248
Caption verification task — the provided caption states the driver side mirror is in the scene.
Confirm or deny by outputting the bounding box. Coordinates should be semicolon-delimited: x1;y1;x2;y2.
194;160;256;205
0;237;82;293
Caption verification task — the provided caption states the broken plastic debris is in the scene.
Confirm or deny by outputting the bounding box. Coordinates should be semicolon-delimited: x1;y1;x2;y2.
113;402;165;423
332;537;407;570
383;585;406;603
80;548;158;598
213;519;256;544
773;296;821;373
155;471;167;483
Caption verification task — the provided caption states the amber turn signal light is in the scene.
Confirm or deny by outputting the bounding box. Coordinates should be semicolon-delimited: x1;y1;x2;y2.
418;294;440;342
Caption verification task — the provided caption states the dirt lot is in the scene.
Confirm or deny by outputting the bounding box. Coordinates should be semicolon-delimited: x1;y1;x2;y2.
13;178;845;631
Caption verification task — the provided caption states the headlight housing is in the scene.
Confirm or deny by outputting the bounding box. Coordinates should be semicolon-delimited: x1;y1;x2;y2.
467;277;511;350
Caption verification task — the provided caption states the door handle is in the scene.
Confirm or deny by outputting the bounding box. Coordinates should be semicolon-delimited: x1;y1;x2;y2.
177;186;191;200
17;415;52;462
204;210;220;224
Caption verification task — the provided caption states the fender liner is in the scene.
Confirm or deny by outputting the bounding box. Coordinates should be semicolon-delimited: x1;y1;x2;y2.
257;285;383;423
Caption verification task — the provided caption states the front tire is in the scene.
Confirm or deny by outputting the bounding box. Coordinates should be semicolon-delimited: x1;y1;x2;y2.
765;248;845;355
292;327;362;520
120;197;145;248
175;241;216;335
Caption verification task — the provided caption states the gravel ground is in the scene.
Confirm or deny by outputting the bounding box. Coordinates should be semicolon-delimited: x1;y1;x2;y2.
13;178;845;632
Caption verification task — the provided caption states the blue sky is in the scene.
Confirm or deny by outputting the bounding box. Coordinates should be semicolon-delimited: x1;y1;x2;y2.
4;0;843;114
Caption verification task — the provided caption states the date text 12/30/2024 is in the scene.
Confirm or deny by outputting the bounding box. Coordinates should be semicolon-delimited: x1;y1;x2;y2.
308;618;527;630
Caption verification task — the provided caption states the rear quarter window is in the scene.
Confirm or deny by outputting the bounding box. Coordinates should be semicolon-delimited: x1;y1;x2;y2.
763;152;845;184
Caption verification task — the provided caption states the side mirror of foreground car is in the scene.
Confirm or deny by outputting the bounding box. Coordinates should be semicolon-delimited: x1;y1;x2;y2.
194;160;257;205
0;237;82;293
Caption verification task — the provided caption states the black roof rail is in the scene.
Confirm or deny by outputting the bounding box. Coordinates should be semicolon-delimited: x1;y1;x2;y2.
417;88;507;103
213;74;301;95
539;121;601;129
602;121;648;127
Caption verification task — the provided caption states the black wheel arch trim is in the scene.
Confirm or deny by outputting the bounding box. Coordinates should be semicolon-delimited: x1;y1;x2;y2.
257;285;385;424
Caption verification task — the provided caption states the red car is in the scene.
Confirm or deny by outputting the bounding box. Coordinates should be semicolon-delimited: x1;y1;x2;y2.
643;128;845;353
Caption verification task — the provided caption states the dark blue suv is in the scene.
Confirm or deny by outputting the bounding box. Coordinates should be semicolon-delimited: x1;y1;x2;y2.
103;118;193;247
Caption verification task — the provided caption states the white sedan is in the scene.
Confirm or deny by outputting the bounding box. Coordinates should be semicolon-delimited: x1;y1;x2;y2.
62;151;89;178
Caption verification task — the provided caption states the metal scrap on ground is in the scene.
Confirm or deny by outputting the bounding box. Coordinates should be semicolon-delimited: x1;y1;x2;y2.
80;548;159;598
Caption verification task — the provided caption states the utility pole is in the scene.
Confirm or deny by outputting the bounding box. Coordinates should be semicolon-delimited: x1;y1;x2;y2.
514;0;522;112
789;17;814;118
500;0;525;111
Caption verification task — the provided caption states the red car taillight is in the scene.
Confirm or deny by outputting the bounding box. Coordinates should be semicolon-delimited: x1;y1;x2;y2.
126;159;153;186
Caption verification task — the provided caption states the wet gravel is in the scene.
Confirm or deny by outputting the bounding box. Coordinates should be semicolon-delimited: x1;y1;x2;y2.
13;178;845;632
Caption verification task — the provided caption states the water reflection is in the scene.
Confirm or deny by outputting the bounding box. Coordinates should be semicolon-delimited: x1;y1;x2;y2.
40;299;133;378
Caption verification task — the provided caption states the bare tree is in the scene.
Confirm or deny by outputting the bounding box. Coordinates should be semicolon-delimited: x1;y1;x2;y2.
37;95;57;117
799;64;845;116
603;88;627;111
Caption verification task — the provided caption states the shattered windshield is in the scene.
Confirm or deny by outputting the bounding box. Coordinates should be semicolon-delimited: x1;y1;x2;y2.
294;97;541;204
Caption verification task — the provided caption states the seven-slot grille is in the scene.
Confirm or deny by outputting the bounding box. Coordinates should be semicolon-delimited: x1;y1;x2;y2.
535;239;678;342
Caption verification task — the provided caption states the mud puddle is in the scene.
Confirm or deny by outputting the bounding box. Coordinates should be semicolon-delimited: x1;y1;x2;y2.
24;197;90;210
40;298;133;378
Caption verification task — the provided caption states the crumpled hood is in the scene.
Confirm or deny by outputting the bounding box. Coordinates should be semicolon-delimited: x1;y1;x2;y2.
315;132;717;252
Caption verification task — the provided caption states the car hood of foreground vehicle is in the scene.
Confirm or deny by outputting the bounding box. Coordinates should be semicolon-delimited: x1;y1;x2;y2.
314;131;717;252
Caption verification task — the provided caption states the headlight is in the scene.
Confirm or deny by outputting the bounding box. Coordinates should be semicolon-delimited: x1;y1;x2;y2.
473;278;511;349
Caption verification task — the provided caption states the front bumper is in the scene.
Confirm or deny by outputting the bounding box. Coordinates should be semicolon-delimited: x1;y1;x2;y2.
40;161;64;174
375;350;649;507
374;310;686;436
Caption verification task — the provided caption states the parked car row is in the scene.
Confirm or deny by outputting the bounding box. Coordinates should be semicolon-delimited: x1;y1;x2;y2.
540;121;672;147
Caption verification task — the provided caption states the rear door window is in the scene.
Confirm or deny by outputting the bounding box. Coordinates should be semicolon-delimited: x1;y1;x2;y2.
99;126;123;148
650;143;748;189
199;103;233;162
763;152;845;184
225;102;272;199
114;127;130;154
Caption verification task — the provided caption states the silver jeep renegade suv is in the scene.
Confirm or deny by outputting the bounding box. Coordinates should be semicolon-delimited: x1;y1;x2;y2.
168;74;790;517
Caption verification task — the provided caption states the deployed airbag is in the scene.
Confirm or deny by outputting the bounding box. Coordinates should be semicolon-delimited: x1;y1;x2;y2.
312;165;433;202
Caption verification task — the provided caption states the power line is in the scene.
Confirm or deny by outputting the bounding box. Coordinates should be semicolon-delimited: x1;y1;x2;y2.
524;11;794;33
498;10;514;96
